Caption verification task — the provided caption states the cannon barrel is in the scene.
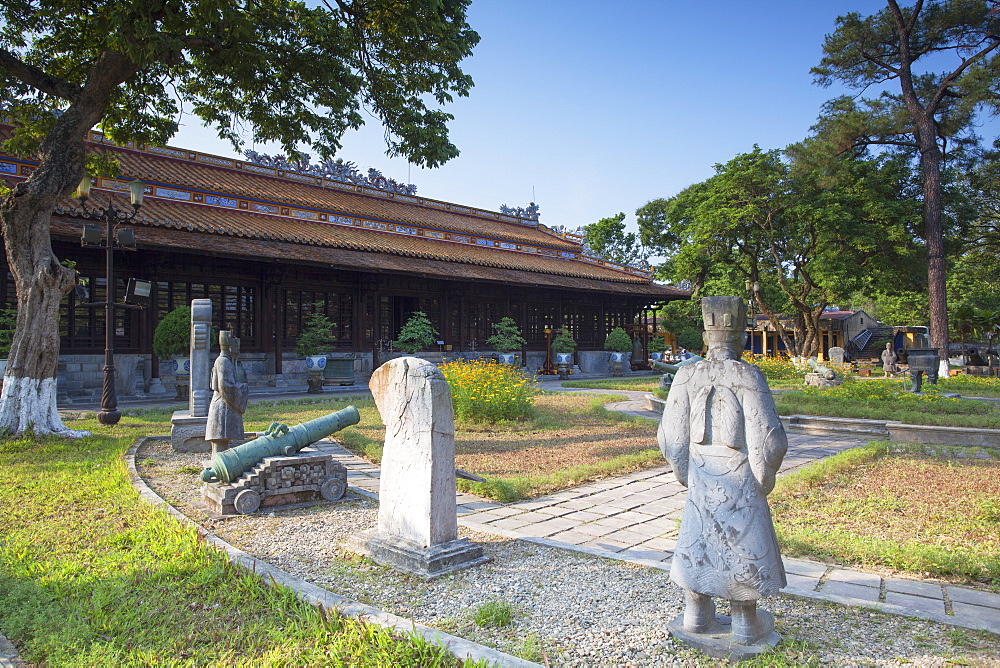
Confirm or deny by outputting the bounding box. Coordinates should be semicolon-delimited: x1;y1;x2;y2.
653;355;703;375
653;361;680;375
201;405;361;484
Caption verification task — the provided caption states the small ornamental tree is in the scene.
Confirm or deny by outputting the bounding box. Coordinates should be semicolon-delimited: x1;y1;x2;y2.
394;311;439;354
648;336;666;353
486;317;526;353
152;306;191;360
603;327;633;353
295;307;335;357
550;328;576;354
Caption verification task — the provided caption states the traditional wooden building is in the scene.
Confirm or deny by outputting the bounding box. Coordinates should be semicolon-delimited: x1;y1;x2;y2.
0;127;688;398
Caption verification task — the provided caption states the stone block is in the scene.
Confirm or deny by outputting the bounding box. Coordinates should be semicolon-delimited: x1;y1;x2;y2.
348;530;488;578
170;410;209;452
667;613;780;662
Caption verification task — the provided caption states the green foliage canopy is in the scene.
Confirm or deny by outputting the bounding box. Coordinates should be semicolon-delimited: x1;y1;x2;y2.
582;213;649;267
485;316;526;353
393;311;438;354
152;306;190;359
809;0;1000;356
294;306;336;357
0;0;480;166
550;328;576;354
603;326;633;353
638;146;922;357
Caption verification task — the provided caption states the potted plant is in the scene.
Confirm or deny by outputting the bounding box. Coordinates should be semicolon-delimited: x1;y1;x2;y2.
153;306;191;398
604;326;633;376
649;335;667;362
486;316;526;364
0;307;16;380
394;311;439;355
295;307;336;377
551;327;576;377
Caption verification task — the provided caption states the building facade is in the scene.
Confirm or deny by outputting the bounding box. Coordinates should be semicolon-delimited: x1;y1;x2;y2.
0;126;688;399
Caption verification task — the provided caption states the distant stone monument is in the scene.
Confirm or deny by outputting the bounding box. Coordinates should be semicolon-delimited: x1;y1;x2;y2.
881;342;898;375
658;296;787;661
349;357;488;577
170;299;213;452
205;331;250;456
827;346;846;365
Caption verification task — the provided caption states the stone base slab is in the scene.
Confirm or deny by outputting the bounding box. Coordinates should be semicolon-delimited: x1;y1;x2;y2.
170;411;209;452
666;613;780;662
348;530;490;578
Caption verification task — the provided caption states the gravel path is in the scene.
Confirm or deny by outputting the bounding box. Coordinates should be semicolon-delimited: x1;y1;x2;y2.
137;437;1000;666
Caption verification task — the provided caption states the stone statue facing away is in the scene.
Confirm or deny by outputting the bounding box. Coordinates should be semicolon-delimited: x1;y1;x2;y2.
881;342;898;375
205;331;250;456
658;296;787;659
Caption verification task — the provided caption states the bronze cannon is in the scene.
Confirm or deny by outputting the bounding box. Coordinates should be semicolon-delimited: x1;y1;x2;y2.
201;405;360;485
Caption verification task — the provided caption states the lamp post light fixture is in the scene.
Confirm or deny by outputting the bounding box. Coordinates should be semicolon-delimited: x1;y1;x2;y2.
74;176;146;426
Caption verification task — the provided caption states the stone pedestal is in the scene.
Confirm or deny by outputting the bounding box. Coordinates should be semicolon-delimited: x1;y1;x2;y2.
667;614;780;662
349;531;487;578
170;410;210;452
147;377;167;396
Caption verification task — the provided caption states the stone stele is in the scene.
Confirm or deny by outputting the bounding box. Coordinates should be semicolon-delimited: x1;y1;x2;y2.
658;296;787;661
170;298;212;452
349;356;488;577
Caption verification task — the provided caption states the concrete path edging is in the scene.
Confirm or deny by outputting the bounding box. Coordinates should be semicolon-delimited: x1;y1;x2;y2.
0;631;25;668
124;436;539;668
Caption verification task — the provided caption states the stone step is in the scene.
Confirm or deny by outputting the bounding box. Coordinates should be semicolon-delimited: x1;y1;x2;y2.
780;415;891;438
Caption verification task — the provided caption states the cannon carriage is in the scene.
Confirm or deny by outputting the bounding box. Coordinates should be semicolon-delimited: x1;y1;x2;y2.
200;405;360;515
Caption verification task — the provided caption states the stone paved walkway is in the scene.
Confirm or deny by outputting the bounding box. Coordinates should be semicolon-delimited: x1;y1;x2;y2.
312;385;1000;636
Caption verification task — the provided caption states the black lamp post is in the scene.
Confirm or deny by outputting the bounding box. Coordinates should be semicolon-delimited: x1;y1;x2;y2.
75;176;145;426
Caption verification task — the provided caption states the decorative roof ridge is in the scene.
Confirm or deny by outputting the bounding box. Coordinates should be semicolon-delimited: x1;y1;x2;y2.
0;127;651;280
66;127;557;231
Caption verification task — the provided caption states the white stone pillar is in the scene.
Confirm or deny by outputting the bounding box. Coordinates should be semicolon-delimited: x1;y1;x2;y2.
349;357;487;577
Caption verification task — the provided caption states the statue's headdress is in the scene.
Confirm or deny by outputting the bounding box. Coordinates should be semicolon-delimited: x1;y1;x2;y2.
701;296;747;333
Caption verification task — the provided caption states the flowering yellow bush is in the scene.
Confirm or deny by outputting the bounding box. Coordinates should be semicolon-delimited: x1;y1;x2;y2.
940;374;1000;392
800;379;958;404
440;359;538;422
741;353;801;380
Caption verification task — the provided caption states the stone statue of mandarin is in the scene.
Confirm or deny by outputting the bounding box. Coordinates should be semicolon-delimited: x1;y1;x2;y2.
205;331;250;456
658;296;787;653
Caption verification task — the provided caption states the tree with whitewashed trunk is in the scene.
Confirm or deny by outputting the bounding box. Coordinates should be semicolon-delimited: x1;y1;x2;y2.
0;0;478;435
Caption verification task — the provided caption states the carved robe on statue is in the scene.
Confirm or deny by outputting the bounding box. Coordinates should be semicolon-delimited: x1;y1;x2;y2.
205;332;249;453
659;360;787;601
658;295;788;652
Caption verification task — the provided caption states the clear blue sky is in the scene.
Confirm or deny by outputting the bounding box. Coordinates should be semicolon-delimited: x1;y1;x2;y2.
171;1;894;234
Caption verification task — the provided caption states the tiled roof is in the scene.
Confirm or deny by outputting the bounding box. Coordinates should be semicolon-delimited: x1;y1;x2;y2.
2;124;685;295
49;217;686;297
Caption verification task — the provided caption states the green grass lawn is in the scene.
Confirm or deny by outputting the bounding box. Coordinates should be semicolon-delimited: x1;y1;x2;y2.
772;380;1000;428
258;393;661;503
562;376;660;392
770;442;1000;588
0;411;475;666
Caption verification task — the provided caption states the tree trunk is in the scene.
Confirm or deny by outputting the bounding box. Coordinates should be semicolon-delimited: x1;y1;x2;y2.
0;109;106;436
920;137;950;366
0;207;85;436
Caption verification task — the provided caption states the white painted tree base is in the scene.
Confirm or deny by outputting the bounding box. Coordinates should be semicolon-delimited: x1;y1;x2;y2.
0;376;90;437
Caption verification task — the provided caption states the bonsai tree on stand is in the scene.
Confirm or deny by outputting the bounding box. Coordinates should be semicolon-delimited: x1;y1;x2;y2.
153;306;192;400
551;328;577;379
295;307;336;393
486;316;526;364
394;311;439;355
604;326;633;377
